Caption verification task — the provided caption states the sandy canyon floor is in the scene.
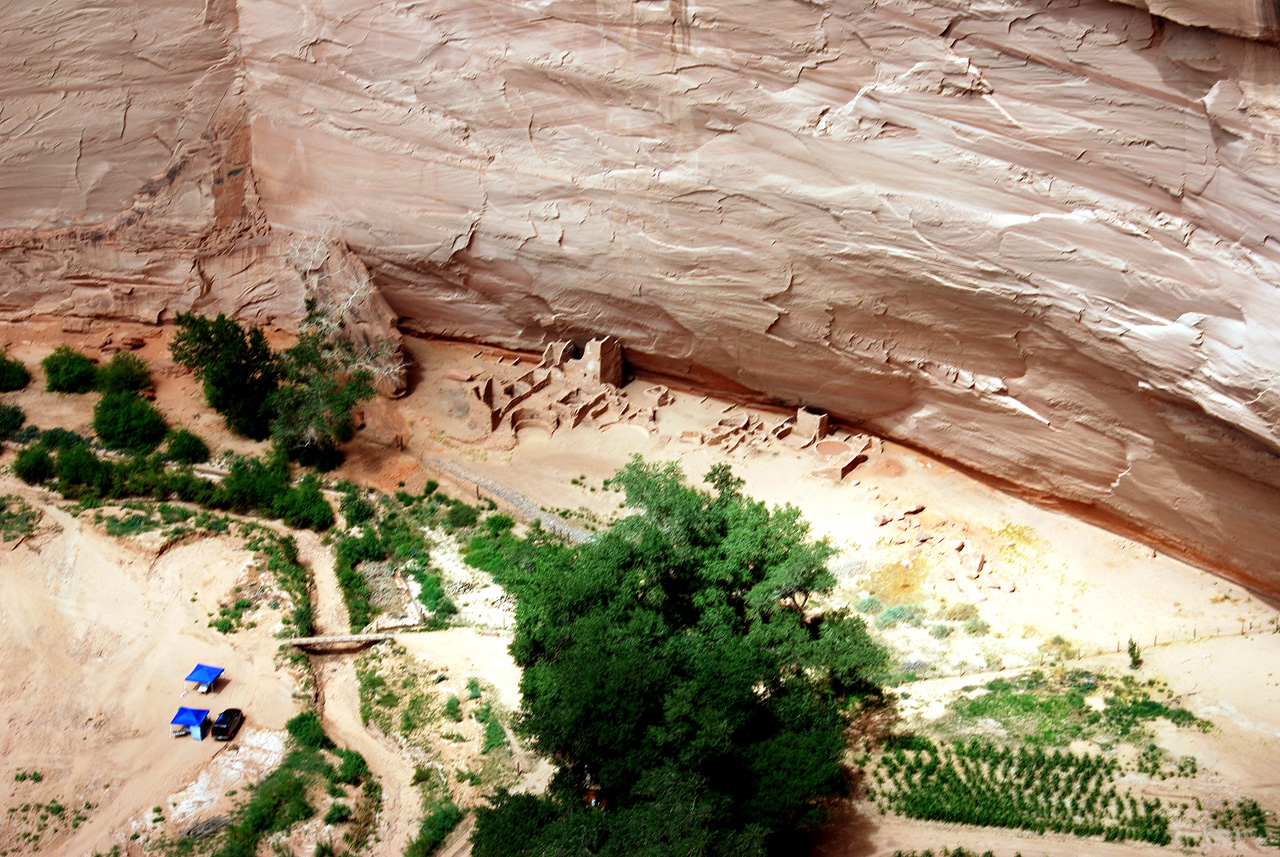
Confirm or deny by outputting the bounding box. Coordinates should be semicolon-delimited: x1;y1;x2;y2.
0;320;1277;857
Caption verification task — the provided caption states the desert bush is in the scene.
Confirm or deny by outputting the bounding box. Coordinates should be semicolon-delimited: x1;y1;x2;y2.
481;718;506;754
484;514;515;535
274;475;334;531
404;799;463;857
857;595;884;614
942;602;980;622
336;557;375;632
14;445;54;484
0;495;38;541
285;710;331;750
0;403;26;441
444;501;479;529
165;429;210;464
964;617;991;636
10;424;39;444
877;604;926;629
93;391;167;453
1127;637;1143;670
0;352;30;391
222;452;290;515
411;567;453;616
55;443;114;497
338;484;375;526
444;696;462;722
94;351;152;394
214;753;316;857
41;427;87;449
930;624;954;639
335;749;368;785
42;346;97;393
338;526;386;565
323;802;351;825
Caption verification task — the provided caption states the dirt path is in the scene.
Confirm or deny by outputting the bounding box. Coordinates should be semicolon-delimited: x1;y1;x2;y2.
315;658;419;857
297;530;349;639
297;532;419;857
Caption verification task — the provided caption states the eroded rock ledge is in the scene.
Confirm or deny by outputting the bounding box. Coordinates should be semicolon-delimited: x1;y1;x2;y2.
1;0;1279;597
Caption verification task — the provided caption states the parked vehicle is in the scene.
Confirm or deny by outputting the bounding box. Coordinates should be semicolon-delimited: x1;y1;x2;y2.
211;708;244;741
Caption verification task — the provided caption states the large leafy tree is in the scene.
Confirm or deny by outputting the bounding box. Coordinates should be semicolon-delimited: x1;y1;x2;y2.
170;311;374;465
171;313;279;439
473;458;887;857
267;329;373;468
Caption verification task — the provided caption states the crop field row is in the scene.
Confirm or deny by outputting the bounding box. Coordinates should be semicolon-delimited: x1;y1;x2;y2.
869;737;1171;844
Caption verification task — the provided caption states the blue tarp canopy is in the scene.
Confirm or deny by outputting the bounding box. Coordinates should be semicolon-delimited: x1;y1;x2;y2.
171;707;210;727
185;664;224;685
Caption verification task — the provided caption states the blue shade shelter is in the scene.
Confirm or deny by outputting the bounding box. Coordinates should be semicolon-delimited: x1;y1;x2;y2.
171;707;211;740
185;664;224;693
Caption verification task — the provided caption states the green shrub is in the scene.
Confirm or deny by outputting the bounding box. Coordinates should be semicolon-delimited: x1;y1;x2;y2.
876;604;926;629
856;594;883;614
11;424;40;444
467;678;482;700
336;561;375;632
0;352;30;391
323;802;351;825
285;711;331;750
482;718;506;754
337;527;386;566
964;617;991;636
222;452;290;515
93;391;168;453
484;514;514;535
335;749;368;785
165;429;210;464
55;444;113;497
14;445;54;484
0;495;38;541
339;489;375;526
41;427;87;449
274;475;334;531
42;346;97;393
412;568;451;614
94;351;152;394
930;624;954;639
214;758;315;857
404;800;463;857
444;696;462;722
444;502;478;529
0;403;26;441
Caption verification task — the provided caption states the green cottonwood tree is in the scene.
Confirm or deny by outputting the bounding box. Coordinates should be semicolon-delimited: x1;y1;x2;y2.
472;458;887;857
267;328;374;468
170;313;280;439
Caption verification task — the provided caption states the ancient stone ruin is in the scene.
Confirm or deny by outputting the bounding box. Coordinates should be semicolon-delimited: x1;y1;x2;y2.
463;338;668;446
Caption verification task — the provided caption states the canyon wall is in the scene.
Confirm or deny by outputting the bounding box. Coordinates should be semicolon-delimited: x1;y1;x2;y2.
2;0;1280;595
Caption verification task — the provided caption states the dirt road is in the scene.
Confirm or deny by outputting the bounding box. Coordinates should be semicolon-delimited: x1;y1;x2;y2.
298;532;419;857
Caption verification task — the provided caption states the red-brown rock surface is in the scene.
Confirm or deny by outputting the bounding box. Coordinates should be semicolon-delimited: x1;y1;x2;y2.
2;0;1279;596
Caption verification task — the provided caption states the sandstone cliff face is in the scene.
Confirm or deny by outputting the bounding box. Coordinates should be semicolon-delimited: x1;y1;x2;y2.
2;0;1279;594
